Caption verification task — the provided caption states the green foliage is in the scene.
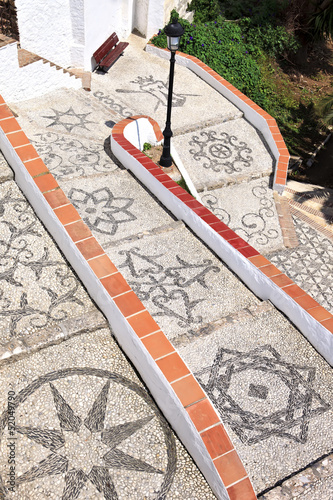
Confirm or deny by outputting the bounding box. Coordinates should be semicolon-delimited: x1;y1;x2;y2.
143;142;152;151
188;0;286;27
318;94;333;125
150;8;327;157
177;177;191;193
310;2;333;40
152;16;266;106
187;0;220;23
245;24;300;57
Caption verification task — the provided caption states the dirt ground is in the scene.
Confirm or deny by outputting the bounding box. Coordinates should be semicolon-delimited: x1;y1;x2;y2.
285;39;333;188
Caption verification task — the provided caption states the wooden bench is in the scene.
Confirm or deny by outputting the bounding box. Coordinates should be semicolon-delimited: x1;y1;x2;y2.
93;33;129;72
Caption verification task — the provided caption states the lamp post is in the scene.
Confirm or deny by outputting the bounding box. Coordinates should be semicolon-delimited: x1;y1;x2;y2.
159;17;184;168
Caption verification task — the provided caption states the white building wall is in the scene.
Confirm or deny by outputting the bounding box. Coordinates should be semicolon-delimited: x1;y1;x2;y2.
146;0;164;39
83;0;134;70
163;0;189;24
0;43;81;103
15;0;74;68
145;0;191;39
69;0;86;67
133;0;149;36
14;0;184;71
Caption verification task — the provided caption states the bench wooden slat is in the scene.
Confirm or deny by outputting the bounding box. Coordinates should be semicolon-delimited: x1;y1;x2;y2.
93;32;128;72
93;33;119;64
99;42;129;71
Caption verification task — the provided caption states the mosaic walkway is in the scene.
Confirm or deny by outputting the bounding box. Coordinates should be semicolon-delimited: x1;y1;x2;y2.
1;33;332;498
268;215;333;313
6;65;332;498
0;153;215;499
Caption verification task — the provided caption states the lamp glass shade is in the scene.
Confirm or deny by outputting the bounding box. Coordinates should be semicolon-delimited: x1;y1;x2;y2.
167;35;181;51
164;19;184;52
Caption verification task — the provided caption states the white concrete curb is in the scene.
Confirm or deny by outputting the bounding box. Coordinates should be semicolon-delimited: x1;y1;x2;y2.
111;120;333;367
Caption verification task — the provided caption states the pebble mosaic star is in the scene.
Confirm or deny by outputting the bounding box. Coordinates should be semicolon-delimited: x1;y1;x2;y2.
196;345;330;445
0;368;177;499
42;107;96;133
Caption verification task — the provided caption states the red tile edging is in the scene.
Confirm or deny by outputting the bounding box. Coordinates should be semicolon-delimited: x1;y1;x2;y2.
0;97;251;499
111;115;333;349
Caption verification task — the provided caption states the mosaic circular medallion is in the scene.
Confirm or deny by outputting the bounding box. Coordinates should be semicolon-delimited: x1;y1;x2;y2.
0;368;177;499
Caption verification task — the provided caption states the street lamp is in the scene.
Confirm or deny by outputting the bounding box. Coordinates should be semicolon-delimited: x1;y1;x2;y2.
159;17;184;167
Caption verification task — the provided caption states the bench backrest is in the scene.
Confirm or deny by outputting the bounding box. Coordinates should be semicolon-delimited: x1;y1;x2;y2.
93;33;119;63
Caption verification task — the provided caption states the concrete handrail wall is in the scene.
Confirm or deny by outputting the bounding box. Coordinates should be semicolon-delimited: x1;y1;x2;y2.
111;116;333;367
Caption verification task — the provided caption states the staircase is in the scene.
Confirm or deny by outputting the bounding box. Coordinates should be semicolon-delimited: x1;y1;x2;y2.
0;38;86;102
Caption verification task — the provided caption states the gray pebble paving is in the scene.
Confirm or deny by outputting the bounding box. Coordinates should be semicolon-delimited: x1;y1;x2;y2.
2;38;332;498
0;328;215;499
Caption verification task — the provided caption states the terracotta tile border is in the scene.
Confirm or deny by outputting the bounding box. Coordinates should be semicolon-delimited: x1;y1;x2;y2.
110;114;333;365
289;200;333;240
108;111;333;495
146;42;290;193
0;95;256;499
273;191;299;248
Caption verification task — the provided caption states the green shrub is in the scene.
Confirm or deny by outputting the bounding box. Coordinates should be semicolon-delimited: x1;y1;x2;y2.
152;15;266;106
245;24;300;57
150;10;324;157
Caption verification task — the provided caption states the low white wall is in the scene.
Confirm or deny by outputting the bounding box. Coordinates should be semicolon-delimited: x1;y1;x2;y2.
0;125;229;500
0;43;81;103
111;122;333;367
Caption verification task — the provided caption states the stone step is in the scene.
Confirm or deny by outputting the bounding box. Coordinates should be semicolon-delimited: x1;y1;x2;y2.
0;150;13;183
104;224;261;343
266;212;333;314
59;168;176;247
92;41;243;129
198;177;285;255
176;305;333;495
11;87;123;143
17;47;42;68
0;322;215;499
173;118;274;192
0;180;102;360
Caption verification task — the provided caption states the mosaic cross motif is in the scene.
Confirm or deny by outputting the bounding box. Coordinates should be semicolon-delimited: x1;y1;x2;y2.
201;180;280;246
68;188;136;236
31;132;113;180
42;107;95;133
195;345;330;445
93;91;135;118
116;75;199;112
0;368;177;498
189;129;253;173
118;247;220;329
268;216;333;313
0;185;85;339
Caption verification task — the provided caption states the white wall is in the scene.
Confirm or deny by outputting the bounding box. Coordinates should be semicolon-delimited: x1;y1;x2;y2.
69;0;86;67
146;0;164;39
15;0;74;67
0;43;81;103
163;0;189;24
83;0;134;70
14;0;182;70
133;0;149;36
145;0;192;40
